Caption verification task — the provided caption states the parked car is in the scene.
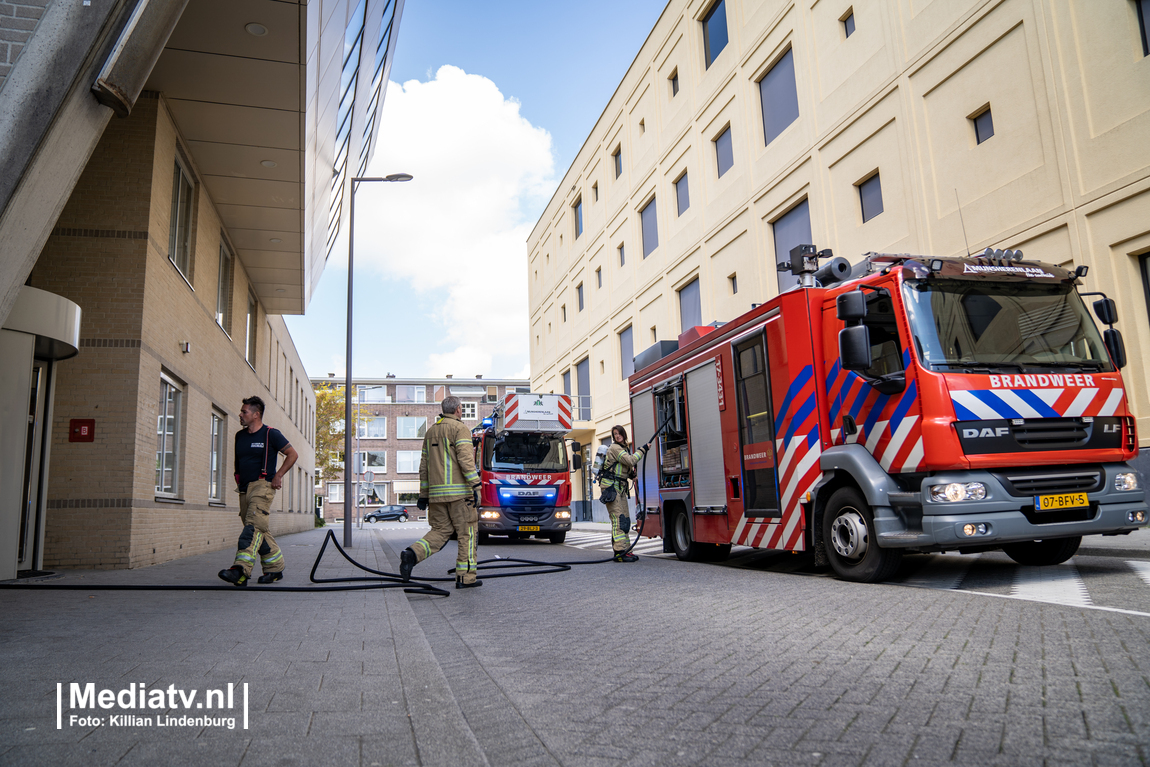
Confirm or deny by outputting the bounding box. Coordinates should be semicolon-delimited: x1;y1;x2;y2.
363;505;410;523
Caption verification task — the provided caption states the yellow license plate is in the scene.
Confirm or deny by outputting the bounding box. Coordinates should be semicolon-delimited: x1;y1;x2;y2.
1034;492;1089;511
518;525;540;532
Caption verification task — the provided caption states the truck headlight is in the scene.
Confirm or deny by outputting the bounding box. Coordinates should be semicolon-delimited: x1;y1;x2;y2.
480;510;501;520
930;482;987;502
554;510;571;519
1115;472;1140;492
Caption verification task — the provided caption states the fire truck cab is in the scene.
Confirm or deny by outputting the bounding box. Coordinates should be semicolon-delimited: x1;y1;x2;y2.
473;393;582;544
629;247;1148;582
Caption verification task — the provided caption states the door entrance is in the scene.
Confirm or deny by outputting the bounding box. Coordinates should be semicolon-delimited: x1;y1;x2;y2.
733;333;780;517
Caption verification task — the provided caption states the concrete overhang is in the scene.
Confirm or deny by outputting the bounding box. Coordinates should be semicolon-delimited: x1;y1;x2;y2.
144;0;307;315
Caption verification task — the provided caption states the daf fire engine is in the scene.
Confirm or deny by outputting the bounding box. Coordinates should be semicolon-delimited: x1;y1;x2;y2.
628;246;1148;583
473;393;582;544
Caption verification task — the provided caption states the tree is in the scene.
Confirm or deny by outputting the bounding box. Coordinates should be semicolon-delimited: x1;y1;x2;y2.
315;384;356;480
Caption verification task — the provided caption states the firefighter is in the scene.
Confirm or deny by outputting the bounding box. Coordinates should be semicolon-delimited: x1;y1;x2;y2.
600;424;648;562
219;396;297;587
399;396;483;589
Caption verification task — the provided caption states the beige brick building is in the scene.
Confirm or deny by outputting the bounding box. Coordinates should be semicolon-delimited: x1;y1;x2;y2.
527;0;1150;472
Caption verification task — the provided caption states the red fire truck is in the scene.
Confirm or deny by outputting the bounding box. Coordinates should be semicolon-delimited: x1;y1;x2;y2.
629;246;1148;582
473;393;582;544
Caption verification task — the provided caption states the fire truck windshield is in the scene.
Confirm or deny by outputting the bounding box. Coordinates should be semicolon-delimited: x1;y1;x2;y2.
484;433;568;473
902;280;1113;372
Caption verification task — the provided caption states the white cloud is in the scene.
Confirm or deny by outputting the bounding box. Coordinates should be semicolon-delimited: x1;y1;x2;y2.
357;65;554;378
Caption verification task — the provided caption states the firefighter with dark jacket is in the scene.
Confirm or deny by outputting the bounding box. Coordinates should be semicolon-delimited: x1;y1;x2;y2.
219;396;297;587
600;424;648;562
399;396;483;589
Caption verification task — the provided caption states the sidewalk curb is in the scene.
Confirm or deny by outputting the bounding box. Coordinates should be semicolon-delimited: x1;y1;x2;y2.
373;530;491;767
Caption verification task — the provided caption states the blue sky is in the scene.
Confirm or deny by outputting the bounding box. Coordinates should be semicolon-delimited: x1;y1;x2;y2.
286;0;668;381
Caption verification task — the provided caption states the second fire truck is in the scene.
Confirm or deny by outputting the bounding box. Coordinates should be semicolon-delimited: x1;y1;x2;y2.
629;246;1148;582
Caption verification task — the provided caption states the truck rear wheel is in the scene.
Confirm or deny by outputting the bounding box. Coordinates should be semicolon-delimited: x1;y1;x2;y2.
1002;537;1081;566
671;509;704;561
822;487;902;583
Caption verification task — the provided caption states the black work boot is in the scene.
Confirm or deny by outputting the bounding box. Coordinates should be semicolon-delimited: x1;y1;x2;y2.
613;552;639;563
218;566;248;586
455;579;483;590
257;572;283;584
399;548;416;582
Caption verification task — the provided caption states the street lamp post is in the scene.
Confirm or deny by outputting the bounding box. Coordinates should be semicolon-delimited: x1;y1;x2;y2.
344;173;412;547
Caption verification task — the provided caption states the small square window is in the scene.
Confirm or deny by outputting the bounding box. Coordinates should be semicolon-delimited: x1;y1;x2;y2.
675;172;690;216
670;69;679;96
714;127;733;177
842;9;855;38
613;147;623;178
729;273;738;294
651;327;657;342
973;108;995;144
596;267;602;288
461;402;477;420
577;283;584;311
592;182;599;201
618;243;625;266
639;118;646;134
858;172;884;223
561;305;566;322
599;361;605;374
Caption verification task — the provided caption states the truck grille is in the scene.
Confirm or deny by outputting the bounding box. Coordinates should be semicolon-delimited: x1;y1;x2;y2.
1010;418;1088;449
991;467;1102;497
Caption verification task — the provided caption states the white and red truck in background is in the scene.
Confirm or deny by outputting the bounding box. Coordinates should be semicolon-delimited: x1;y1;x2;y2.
473;393;583;544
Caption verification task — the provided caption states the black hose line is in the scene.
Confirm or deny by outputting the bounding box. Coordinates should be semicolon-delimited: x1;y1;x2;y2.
1;424;671;596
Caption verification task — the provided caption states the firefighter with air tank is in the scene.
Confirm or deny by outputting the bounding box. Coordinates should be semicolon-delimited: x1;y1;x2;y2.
598;424;649;562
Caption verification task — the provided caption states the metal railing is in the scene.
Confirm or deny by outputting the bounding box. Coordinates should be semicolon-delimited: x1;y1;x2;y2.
571;394;592;421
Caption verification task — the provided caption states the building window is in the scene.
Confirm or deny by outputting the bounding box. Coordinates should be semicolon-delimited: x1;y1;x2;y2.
641;197;658;257
858;172;884;223
675;173;690;216
592;182;599;201
169;159;194;280
363;451;387;472
328;483;344;503
639;118;645;134
842;8;855;38
395;385;426;403
358;417;387;438
216;243;233;331
679;278;702;332
245;292;257;365
575;357;591;419
360;386;390;403
618;243;625;266
759;48;800;146
613;146;623;178
1139;0;1150;56
730;273;738;294
577;283;584;311
562;369;571;396
397;451;421;473
773;198;812;292
702;0;728;68
619;325;634;379
973;107;995;144
670;69;679;96
156;375;183;496
651;327;657;342
461;402;477;420
596;267;602;288
209;410;225;502
397;417;427;439
574;197;583;238
561;304;567;322
715;127;734;178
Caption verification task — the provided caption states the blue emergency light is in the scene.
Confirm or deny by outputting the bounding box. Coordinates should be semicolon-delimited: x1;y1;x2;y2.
482;417;494;427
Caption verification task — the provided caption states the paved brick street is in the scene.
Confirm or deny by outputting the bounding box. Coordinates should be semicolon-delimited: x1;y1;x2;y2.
1;524;1149;766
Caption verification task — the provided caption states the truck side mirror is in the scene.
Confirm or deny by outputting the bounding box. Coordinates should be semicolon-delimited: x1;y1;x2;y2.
836;291;867;322
570;441;581;454
1104;328;1127;369
1093;298;1118;326
571;454;583;472
839;325;872;372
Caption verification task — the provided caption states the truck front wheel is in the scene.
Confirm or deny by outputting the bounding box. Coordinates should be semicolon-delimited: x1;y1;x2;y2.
1002;537;1081;566
822;487;902;583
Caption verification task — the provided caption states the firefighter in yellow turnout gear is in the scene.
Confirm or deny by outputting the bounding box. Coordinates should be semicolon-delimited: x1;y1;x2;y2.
399;396;483;589
600;424;649;562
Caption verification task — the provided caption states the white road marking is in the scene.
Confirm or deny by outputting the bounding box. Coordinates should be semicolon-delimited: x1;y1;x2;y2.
901;554;978;590
1127;560;1150;587
1010;563;1092;607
